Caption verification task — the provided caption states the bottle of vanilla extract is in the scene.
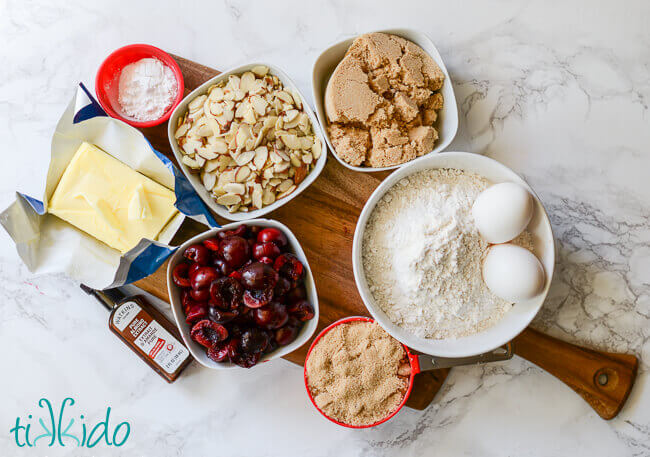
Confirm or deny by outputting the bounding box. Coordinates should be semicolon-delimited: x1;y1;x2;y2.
81;285;192;383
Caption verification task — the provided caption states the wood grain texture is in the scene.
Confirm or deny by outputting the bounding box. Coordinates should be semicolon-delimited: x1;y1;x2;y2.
513;328;638;420
134;54;448;410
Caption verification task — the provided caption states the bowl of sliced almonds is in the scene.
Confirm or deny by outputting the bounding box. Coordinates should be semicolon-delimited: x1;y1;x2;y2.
168;63;327;221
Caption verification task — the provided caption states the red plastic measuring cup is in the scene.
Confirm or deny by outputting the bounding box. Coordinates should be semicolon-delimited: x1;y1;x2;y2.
303;316;512;428
95;43;185;128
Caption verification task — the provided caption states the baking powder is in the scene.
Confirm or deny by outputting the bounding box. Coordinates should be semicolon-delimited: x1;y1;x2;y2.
118;58;177;122
362;168;513;339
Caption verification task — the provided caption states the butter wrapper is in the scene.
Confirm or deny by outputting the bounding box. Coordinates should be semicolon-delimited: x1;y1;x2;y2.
0;84;218;289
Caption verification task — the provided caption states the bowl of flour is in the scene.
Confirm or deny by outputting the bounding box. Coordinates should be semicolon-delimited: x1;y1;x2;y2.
352;152;555;357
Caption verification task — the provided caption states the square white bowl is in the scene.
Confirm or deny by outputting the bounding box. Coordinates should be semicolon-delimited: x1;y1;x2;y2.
168;63;328;221
352;152;555;358
312;28;459;173
167;219;320;369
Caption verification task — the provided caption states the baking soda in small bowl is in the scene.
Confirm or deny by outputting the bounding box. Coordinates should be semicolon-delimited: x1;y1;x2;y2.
117;57;178;122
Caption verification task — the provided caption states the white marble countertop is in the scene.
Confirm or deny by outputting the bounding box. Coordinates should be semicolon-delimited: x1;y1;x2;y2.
1;0;649;455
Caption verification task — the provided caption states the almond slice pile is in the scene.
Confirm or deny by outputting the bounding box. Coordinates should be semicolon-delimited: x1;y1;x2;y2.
174;66;322;213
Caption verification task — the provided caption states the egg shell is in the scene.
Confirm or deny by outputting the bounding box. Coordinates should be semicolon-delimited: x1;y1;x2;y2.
472;182;534;244
483;244;545;302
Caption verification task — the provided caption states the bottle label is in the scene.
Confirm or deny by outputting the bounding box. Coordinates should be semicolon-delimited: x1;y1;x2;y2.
113;301;190;374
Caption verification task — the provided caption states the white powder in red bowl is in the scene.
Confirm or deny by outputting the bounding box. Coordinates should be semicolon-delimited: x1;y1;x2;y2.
118;57;178;121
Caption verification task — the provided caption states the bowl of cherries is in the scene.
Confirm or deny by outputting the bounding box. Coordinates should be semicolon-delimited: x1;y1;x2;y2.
167;219;319;369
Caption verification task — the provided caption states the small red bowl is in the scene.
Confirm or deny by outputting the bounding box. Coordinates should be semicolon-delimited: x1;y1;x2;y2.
95;44;185;128
303;316;417;428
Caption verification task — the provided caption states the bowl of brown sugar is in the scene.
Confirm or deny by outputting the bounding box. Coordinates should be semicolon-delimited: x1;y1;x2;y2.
304;317;412;428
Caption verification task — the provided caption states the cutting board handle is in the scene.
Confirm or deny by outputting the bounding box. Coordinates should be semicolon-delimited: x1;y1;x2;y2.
512;327;638;420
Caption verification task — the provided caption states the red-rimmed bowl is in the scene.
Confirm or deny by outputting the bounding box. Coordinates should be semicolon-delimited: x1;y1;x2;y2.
95;44;184;128
303;316;419;428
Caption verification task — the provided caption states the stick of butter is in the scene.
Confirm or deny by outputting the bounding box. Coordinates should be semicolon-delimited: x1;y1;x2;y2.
48;142;178;253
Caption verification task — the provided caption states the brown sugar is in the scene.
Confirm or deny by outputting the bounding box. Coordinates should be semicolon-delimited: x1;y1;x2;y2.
325;33;445;168
305;321;410;426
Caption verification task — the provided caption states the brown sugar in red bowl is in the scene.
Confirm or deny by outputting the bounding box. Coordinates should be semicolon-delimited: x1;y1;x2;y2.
305;319;410;427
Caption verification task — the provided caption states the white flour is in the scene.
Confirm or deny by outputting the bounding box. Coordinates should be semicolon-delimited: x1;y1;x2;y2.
362;168;512;339
118;58;177;121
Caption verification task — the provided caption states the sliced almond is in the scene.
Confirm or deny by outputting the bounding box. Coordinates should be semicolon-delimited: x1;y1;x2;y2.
188;107;204;121
276;185;296;199
302;152;313;164
294;164;308;184
218;154;232;170
181;156;201;169
249;79;266;95
289;151;302;168
298;114;310;134
217;194;241;206
262;167;275;180
217;169;236;187
227;204;241;213
276;149;290;161
312;139;322;159
213;138;228;154
223;183;246;195
182;138;202;155
268;178;282;187
278;133;302;149
274;161;290;173
251;65;269;77
300;136;314;150
189;95;207;112
251;183;263;209
234;101;248;118
219;101;235;123
283;109;299;123
291;89;303;110
234;166;251;182
197;147;218;160
243;108;256;125
250;95;268;116
209;87;224;101
276;179;294;193
227;75;241;90
284;118;300;130
262;115;277;130
269;148;283;164
240;71;256;94
205;159;220;173
202;172;217;190
275;90;294;105
262;188;276;205
233;150;255;166
253;146;269;169
235;125;251;150
175;123;190;139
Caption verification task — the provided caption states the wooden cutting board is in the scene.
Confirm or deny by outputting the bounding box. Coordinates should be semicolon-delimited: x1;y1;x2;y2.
134;55;449;410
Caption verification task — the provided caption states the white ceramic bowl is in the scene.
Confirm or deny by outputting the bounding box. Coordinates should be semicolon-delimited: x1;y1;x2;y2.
168;63;327;221
352;152;555;357
312;28;459;173
167;219;319;369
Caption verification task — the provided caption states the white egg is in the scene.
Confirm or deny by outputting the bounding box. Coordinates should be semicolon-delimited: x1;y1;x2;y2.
483;244;545;302
472;182;534;244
